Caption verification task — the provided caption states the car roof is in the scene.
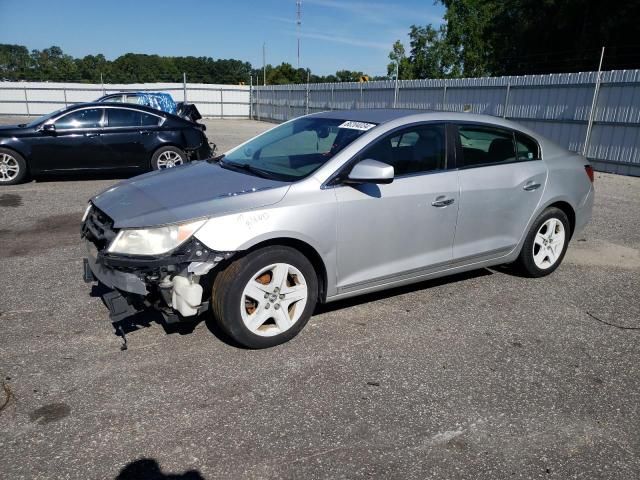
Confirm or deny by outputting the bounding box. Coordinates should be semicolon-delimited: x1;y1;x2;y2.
309;108;541;137
309;109;428;124
64;101;171;117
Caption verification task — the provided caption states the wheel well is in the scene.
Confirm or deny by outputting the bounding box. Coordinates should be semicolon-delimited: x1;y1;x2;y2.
548;201;576;238
247;238;328;303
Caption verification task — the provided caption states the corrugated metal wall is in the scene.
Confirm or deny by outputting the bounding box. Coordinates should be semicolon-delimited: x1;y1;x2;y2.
0;82;250;118
252;70;640;176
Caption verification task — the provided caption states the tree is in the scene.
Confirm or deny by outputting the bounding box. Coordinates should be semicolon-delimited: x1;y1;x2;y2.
0;44;32;79
387;40;413;79
399;0;640;78
438;0;496;77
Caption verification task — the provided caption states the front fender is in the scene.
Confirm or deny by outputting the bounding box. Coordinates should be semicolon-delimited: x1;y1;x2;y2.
0;138;30;159
193;187;339;296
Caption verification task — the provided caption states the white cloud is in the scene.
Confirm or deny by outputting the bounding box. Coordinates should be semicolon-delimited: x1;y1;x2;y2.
285;29;390;50
305;0;444;26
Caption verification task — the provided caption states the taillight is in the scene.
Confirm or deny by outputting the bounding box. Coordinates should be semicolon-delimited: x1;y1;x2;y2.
585;165;594;183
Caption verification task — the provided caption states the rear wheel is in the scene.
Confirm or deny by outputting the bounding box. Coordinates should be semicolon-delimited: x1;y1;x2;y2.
151;146;186;170
0;148;28;185
514;207;570;277
211;246;318;348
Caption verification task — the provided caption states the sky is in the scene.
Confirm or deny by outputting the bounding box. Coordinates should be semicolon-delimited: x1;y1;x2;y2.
0;0;445;76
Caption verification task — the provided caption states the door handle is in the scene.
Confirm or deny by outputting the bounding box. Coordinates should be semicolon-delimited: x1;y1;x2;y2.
84;132;100;137
431;196;455;207
523;182;541;191
139;130;152;135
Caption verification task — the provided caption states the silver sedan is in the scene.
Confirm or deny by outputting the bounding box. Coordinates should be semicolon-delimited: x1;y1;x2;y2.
82;109;594;348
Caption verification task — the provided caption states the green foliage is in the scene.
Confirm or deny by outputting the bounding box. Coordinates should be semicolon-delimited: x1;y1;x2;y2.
0;44;254;84
389;0;640;79
387;40;413;80
0;44;374;85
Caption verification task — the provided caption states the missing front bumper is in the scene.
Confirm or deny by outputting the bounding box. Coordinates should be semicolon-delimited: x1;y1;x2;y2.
83;239;233;322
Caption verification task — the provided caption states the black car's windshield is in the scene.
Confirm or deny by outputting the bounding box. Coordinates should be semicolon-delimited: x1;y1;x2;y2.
25;108;66;128
222;117;377;181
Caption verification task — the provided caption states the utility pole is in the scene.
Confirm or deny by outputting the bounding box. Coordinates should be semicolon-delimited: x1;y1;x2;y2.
296;0;302;69
583;46;605;156
393;60;399;108
263;42;267;86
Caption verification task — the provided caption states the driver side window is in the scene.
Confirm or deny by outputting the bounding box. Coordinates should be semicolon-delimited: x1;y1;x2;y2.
359;123;446;176
55;108;103;129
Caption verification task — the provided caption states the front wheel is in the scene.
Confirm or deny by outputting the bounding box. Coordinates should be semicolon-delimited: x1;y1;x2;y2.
514;207;570;277
211;246;318;348
0;148;28;185
151;146;186;170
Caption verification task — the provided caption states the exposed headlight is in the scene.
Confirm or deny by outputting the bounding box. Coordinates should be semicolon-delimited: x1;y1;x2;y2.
108;219;206;256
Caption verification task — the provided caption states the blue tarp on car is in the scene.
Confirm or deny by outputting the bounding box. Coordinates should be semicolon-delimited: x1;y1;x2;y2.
135;93;177;115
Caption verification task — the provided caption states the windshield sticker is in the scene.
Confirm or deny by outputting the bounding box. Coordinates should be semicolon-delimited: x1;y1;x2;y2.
338;121;376;131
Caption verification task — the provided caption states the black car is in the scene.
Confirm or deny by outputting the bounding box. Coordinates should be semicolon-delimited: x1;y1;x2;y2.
0;103;212;185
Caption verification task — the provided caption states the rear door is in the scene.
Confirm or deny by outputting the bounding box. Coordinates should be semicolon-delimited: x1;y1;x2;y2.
452;123;547;261
100;107;162;169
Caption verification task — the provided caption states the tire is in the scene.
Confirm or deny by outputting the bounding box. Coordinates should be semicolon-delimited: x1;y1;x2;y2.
514;207;571;277
211;246;318;349
0;148;28;185
151;146;187;170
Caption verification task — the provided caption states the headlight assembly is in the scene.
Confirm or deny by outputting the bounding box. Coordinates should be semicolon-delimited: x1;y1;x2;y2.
107;219;206;256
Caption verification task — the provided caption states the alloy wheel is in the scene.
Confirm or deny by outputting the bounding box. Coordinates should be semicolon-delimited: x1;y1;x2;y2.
532;218;566;269
0;153;20;182
156;150;184;169
240;263;309;337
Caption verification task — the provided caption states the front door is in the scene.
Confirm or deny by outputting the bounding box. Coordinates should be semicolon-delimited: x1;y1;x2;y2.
452;124;547;261
334;123;459;293
30;107;106;171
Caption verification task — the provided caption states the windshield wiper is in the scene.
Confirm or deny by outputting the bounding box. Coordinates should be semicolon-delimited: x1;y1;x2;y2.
208;153;225;163
219;160;280;180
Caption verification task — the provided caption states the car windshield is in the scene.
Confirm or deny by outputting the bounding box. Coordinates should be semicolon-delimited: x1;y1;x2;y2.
24;108;66;127
221;117;377;181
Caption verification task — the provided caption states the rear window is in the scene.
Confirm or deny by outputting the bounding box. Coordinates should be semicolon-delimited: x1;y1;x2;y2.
516;132;540;160
107;109;159;127
458;125;515;167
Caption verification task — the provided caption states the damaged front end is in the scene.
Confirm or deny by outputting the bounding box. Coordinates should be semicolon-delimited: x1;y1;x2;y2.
81;204;232;325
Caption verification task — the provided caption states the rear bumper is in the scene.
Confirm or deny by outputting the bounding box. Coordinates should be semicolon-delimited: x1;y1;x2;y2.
574;185;594;237
190;141;215;160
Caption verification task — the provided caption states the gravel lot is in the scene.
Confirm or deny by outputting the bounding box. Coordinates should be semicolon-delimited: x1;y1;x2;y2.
0;116;638;480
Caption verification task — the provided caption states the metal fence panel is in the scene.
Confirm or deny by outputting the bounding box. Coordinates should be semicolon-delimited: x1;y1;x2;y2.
0;82;250;118
252;70;640;176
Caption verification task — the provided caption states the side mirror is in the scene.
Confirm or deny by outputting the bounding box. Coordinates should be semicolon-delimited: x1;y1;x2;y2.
345;159;394;185
41;123;56;134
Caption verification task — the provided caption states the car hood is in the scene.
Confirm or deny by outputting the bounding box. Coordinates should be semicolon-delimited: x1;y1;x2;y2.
91;161;291;229
0;124;30;136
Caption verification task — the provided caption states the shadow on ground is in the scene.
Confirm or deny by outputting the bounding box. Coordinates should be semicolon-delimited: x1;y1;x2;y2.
115;458;204;480
94;268;496;349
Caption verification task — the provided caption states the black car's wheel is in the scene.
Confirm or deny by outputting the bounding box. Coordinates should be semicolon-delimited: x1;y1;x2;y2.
0;148;28;185
514;207;570;277
211;246;318;349
151;146;187;170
